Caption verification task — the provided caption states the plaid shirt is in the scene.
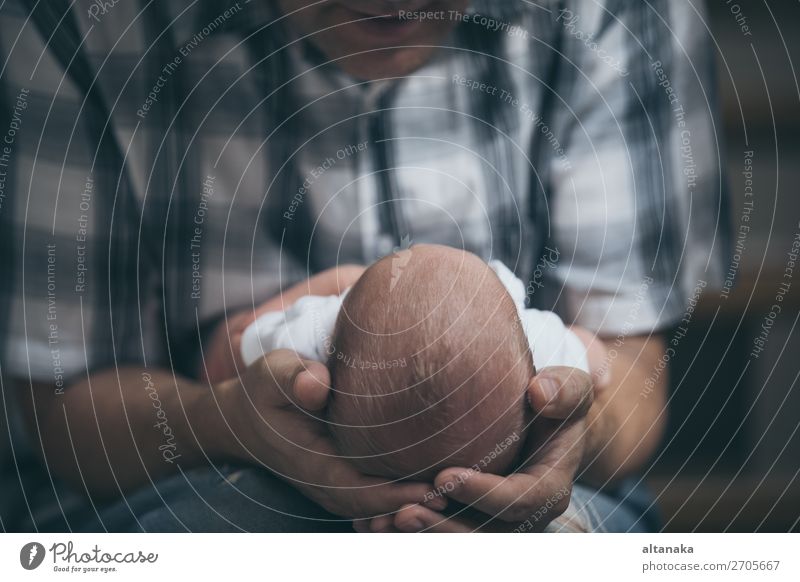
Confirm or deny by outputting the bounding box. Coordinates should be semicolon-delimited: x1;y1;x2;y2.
0;0;729;387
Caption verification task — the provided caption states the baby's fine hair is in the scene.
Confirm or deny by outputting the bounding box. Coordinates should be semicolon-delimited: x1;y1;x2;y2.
327;244;535;480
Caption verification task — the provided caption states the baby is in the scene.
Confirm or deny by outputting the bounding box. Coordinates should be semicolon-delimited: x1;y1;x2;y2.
238;244;588;481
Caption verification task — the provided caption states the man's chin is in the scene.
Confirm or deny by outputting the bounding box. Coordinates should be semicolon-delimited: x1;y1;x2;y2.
329;46;441;81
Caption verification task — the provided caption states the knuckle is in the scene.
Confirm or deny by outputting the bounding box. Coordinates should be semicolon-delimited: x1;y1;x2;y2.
566;367;592;393
253;354;272;377
506;482;573;524
506;505;534;523
550;486;573;518
262;350;305;388
314;486;348;517
553;497;571;518
264;349;298;373
562;369;593;414
249;353;278;382
502;493;538;523
517;499;542;520
341;495;367;519
240;357;269;390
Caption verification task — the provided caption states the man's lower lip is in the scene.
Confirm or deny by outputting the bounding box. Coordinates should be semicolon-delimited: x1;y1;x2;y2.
347;14;424;42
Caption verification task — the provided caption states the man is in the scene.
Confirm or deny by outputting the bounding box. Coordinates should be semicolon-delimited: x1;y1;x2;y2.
0;0;727;531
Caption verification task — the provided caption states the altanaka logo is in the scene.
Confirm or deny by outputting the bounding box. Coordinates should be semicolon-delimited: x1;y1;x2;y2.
642;543;694;554
19;542;46;570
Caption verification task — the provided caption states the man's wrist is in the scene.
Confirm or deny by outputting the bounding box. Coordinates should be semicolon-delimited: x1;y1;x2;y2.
196;377;252;465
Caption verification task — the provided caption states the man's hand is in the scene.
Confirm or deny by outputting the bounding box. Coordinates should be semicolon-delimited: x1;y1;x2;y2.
356;366;593;532
570;325;611;389
201;310;257;384
217;349;443;519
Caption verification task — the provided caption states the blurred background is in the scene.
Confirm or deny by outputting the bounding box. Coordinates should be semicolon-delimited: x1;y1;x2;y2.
646;0;800;532
0;0;797;534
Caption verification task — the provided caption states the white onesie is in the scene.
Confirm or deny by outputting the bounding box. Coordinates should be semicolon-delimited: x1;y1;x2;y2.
241;261;589;373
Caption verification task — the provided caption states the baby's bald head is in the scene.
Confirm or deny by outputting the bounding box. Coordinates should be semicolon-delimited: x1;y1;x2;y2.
327;245;535;480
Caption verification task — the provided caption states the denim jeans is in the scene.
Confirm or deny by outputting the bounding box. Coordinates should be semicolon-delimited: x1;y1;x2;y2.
65;466;661;533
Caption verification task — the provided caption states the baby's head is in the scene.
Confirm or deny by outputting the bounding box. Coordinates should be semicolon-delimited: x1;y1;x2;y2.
327;244;535;480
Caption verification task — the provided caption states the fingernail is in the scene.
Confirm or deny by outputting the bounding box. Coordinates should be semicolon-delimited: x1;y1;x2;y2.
539;377;559;402
400;518;425;532
299;370;325;387
424;495;447;511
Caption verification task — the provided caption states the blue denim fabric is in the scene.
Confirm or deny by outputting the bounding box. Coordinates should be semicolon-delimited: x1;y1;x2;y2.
565;480;662;532
65;467;660;533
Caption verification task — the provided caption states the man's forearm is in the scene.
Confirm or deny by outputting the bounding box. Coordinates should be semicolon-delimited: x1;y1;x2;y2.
579;335;668;486
20;367;242;499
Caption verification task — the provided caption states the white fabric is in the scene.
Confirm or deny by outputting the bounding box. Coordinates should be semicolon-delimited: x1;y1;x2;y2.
241;261;588;373
240;293;346;365
489;261;589;373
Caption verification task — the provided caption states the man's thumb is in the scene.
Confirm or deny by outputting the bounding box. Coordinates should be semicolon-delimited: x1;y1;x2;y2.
250;349;331;410
528;366;593;420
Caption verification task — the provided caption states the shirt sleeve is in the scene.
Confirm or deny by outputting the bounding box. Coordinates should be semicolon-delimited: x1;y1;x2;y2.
0;1;161;386
549;0;729;336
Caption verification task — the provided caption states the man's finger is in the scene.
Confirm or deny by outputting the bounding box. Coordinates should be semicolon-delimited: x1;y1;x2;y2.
433;468;569;523
353;517;398;533
393;504;477;533
528;366;593;419
356;478;443;517
520;415;588;474
294;364;331;411
366;514;396;532
251;349;331;410
353;484;447;530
